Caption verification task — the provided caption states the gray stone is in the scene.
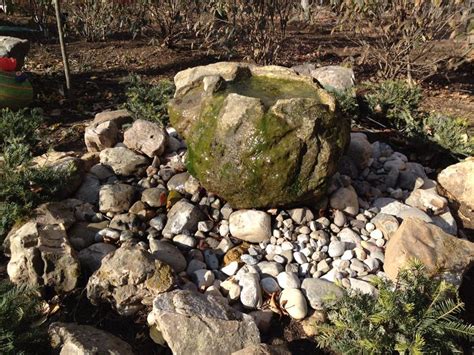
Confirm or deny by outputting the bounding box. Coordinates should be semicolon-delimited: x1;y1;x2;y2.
328;241;346;257
276;271;300;289
167;172;190;194
74;174;101;205
100;147;149;176
301;278;344;309
349;278;377;295
149;239;187;273
141;187;167;208
162;199;205;236
330;185;359;216
7;222;79;293
260;277;281;294
99;184;135;214
309;65;355;92
86;244;174;316
279;288;308;320
373;198;432;223
239;272;263;309
346;133;372;171
256;261;283;277
123;119;168;158
147;289;260;355
49;322;133;355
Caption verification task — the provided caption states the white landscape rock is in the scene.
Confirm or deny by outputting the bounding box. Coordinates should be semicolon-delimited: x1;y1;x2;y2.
162;199;205;236
239;272;263;309
349;278;377;296
123;119;169;158
276;271;300;289
149;239;187;273
85;120;119;152
279;288;308;320
229;210;271;243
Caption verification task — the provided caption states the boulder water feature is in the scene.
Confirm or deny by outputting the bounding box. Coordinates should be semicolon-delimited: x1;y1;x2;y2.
169;62;350;209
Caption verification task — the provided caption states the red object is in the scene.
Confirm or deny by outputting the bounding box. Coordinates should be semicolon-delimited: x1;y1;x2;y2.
0;58;17;72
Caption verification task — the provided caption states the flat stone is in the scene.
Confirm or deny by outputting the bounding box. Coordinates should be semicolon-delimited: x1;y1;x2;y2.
49;322;133;355
349;278;376;295
100;147;148;176
301;278;344;309
147;289;260;354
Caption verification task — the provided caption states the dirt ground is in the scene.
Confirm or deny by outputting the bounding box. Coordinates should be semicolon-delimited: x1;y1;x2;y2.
1;11;473;354
12;16;471;156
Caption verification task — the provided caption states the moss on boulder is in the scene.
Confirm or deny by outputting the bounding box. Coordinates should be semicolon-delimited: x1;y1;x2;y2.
169;62;350;209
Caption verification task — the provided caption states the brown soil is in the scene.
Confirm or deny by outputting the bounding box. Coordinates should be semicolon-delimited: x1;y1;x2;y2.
1;9;473;355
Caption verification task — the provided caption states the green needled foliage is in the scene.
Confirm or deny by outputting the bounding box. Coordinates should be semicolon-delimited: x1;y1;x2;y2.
364;80;422;133
315;261;474;354
0;108;43;148
0;108;78;242
0;281;48;355
124;75;175;127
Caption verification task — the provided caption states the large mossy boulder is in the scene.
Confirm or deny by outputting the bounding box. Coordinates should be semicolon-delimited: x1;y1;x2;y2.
169;62;350;209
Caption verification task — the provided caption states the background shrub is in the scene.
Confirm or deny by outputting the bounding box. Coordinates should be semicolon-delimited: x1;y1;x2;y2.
422;114;474;157
363;80;422;133
124;76;175;126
